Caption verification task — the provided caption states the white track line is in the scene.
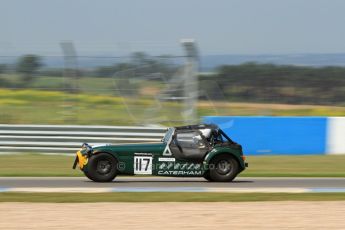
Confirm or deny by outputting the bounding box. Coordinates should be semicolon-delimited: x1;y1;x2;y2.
1;187;344;193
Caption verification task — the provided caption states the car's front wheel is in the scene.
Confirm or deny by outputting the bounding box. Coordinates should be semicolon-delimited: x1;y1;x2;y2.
84;153;118;182
209;154;239;182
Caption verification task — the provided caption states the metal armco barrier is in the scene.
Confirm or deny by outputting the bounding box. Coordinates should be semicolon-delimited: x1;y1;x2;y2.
0;124;167;155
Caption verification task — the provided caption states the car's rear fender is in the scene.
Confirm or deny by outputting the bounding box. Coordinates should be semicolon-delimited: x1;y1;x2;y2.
203;147;245;170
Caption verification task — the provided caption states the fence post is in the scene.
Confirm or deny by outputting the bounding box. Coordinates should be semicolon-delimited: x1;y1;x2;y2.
181;39;199;124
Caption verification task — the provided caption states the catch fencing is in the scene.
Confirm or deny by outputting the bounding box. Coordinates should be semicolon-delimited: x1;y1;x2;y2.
0;124;167;155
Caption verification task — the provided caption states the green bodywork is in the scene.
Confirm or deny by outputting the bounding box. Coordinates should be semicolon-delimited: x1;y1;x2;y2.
77;131;247;177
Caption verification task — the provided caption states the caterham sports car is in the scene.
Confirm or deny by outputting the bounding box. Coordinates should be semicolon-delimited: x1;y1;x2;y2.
73;124;248;182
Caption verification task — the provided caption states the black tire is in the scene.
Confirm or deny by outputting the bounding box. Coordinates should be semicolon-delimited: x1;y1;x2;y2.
203;171;213;181
84;153;118;182
83;169;94;181
209;154;239;182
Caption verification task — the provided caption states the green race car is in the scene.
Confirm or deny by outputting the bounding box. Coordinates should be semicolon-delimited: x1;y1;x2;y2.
73;124;248;182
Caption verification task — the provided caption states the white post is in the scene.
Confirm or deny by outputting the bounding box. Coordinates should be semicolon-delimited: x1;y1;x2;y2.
60;41;79;92
60;41;79;122
181;39;199;124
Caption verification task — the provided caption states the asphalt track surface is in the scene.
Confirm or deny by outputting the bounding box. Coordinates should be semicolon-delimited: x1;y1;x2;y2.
0;177;344;189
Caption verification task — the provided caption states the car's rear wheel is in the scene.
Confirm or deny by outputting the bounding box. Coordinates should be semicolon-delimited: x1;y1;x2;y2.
209;154;239;182
203;171;212;181
85;153;118;182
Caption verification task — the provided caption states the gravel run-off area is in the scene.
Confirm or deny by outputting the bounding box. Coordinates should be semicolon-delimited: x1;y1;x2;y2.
1;201;345;230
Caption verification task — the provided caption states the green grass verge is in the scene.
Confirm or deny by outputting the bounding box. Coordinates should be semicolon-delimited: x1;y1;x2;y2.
0;154;83;177
241;155;345;177
0;192;344;202
0;154;344;177
2;89;345;126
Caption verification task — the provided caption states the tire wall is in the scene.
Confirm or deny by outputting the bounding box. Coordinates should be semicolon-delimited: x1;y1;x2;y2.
203;116;345;155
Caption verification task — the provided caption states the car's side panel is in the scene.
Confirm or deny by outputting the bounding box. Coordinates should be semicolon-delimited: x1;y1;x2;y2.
153;157;205;177
91;144;207;176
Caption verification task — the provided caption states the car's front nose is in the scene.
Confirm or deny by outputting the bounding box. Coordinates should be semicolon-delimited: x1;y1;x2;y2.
72;143;93;170
72;149;89;170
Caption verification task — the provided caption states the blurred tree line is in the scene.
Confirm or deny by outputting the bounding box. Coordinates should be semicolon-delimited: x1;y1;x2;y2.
201;62;345;105
16;55;42;84
0;52;177;78
0;55;43;86
93;52;177;78
2;54;345;106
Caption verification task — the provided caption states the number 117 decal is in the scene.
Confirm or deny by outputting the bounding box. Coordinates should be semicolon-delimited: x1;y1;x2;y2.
134;156;152;175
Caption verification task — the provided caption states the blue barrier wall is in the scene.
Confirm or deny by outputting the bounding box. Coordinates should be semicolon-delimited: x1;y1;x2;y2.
203;116;327;155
